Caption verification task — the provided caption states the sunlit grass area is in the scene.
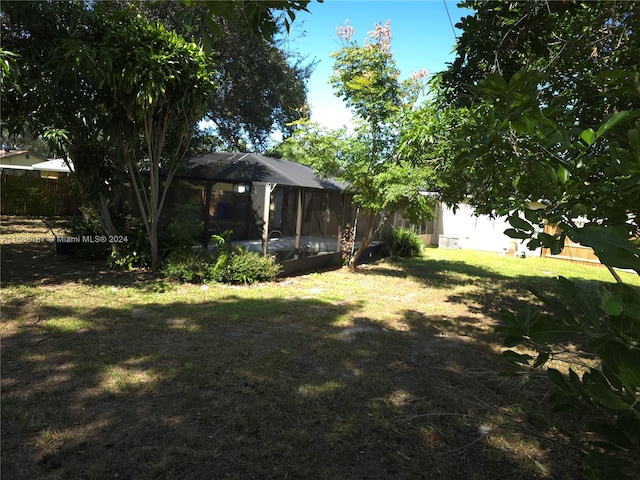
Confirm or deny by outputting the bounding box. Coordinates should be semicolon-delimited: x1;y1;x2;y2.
2;225;638;479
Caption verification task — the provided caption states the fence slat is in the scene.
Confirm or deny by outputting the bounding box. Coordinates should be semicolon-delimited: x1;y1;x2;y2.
1;174;80;216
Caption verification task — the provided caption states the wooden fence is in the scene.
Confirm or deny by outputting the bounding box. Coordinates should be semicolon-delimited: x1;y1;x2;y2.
540;224;600;264
1;174;81;216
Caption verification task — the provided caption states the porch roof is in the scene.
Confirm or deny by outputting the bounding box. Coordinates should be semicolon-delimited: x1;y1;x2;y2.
182;152;348;191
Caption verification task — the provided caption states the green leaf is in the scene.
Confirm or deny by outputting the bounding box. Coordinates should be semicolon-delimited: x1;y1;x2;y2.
601;296;624;316
526;237;541;249
523;208;539;224
587;382;631;411
504;228;530;240
532;350;550;368
502;349;533;366
588;422;634;450
528;315;577;345
596;110;631;138
556;165;570;184
548;368;570;392
580;128;596;146
508;214;534;232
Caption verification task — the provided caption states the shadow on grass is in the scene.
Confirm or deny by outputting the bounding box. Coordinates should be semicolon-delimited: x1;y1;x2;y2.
366;255;636;319
2;292;586;480
0;242;165;289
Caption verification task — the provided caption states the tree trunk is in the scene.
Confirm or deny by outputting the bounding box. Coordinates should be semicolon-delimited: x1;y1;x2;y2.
64;153;122;258
348;207;394;270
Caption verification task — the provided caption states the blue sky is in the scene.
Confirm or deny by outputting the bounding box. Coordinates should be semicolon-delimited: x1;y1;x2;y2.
282;0;475;130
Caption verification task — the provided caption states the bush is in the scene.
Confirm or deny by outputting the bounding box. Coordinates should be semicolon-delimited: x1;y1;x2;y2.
383;227;423;258
106;224;151;270
163;233;282;285
163;250;212;284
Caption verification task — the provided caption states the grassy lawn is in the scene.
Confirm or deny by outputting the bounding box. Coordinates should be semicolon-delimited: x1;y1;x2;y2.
2;217;639;479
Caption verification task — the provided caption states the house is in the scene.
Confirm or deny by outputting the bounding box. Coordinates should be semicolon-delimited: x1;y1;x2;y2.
0;149;73;178
416;201;609;264
433;202;535;255
0;149;47;171
166;152;380;275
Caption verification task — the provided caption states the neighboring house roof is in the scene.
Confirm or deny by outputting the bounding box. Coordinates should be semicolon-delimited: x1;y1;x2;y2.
0;157;73;173
32;158;73;173
181;152;348;191
0;149;47;166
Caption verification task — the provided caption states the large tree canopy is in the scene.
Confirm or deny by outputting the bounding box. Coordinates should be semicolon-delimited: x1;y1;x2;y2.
206;21;313;151
430;1;640;270
413;3;640;475
91;9;215;271
125;1;314;151
441;0;640;128
0;0;311;269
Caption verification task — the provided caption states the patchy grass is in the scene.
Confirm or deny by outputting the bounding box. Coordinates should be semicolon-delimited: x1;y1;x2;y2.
2;217;639;479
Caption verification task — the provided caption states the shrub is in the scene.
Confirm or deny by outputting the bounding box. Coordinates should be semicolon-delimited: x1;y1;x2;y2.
107;224;151;270
163;250;212;284
163;232;282;285
219;251;282;284
383;227;423;258
498;277;640;479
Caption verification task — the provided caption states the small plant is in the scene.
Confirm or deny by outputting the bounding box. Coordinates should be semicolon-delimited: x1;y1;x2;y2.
107;224;150;270
218;251;282;284
382;227;423;258
163;250;212;284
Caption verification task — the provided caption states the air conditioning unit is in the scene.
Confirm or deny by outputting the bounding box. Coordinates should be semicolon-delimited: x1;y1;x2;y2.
438;235;459;249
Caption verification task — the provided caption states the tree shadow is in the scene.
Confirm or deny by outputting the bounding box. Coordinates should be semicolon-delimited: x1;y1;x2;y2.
0;241;165;289
2;291;586;479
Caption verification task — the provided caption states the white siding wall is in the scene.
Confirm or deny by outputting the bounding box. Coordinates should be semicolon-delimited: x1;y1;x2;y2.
436;203;542;256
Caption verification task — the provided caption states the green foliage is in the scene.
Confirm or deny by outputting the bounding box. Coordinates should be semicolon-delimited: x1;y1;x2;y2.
331;20;402;127
162;250;214;284
106;226;151;271
497;277;640;479
448;64;640;480
457;73;640;476
205;20;313;151
382;228;423;258
434;5;640;475
158;196;204;256
445;70;640;272
3;1;310;271
441;1;640;127
185;0;313;41
163;232;281;285
278;20;435;268
68;210;112;261
63;208;151;269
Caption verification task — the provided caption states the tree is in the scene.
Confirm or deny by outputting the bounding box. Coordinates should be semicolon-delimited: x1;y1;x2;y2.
90;9;215;272
440;1;640;128
1;1;127;254
420;2;640;475
1;0;314;268
205;23;313;151
125;1;315;152
278;21;437;269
